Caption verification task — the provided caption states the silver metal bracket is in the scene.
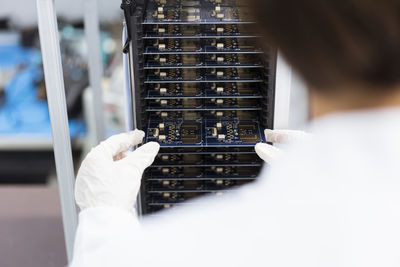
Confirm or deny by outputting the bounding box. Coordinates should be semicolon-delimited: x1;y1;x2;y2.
36;0;78;262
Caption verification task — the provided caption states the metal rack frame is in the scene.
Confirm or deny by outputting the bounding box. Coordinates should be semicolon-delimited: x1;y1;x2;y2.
36;0;105;262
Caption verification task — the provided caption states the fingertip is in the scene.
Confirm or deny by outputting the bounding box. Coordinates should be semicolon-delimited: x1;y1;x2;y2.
140;141;160;154
255;142;269;153
255;143;262;155
122;142;160;169
264;129;275;143
130;129;145;136
255;142;265;150
264;129;273;137
149;141;161;150
132;142;160;160
256;142;280;154
129;129;145;139
129;129;146;145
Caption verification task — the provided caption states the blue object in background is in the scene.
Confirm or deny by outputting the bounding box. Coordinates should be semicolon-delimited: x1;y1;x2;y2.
0;44;86;139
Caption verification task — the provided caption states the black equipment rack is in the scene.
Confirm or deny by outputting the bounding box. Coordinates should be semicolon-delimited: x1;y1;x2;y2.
122;0;276;214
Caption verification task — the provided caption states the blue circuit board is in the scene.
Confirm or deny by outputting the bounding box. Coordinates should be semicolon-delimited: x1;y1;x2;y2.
143;23;258;38
146;119;265;147
144;53;265;69
145;67;263;81
144;38;261;54
148;0;249;8
144;3;254;24
148;109;260;120
146;98;261;111
147;166;259;179
153;150;261;166
145;82;263;98
147;178;253;193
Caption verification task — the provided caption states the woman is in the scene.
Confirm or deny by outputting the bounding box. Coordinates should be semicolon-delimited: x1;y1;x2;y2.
72;0;400;266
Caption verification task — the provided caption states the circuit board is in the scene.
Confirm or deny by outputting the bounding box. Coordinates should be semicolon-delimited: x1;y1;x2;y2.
146;119;265;147
146;67;263;80
145;82;263;98
144;3;254;24
146;98;262;111
143;24;259;38
144;38;262;54
153;152;261;166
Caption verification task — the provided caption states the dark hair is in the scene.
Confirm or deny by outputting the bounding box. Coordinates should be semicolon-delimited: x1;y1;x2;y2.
250;0;400;91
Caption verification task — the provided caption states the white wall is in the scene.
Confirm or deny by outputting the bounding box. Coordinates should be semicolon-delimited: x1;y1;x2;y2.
289;72;309;129
274;54;309;130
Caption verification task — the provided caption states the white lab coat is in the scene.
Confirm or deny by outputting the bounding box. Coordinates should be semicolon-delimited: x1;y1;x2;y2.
71;107;400;267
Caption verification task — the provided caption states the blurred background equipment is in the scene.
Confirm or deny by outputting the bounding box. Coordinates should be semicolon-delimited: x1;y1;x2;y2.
0;18;122;184
0;24;84;184
0;1;128;266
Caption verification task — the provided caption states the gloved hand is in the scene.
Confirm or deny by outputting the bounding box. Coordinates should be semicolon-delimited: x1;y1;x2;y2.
75;130;160;213
255;129;308;164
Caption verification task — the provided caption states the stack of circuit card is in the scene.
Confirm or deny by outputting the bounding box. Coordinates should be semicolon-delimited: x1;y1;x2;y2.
125;0;276;214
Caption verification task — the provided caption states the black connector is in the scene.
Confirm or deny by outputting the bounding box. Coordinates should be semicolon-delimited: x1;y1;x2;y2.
121;0;144;53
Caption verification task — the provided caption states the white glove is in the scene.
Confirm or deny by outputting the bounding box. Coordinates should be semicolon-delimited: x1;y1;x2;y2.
255;129;308;164
75;130;160;213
